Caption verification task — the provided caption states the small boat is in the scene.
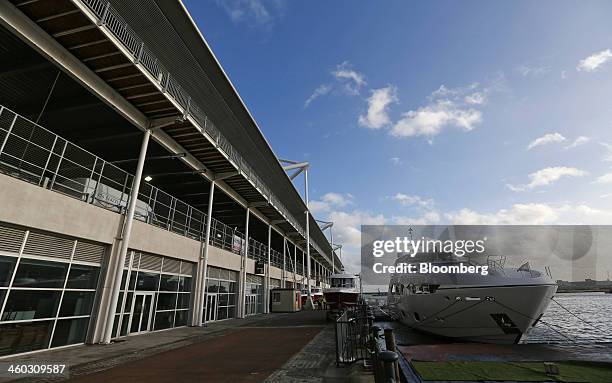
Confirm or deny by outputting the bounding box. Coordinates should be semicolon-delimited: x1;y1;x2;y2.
323;273;361;310
388;252;557;344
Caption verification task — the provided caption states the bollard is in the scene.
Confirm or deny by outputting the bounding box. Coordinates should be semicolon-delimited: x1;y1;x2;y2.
378;350;399;383
371;325;381;337
369;326;383;382
383;328;401;382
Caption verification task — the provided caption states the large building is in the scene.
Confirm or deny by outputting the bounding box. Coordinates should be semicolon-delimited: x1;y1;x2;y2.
0;0;342;357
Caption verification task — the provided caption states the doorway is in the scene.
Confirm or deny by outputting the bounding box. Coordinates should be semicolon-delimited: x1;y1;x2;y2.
205;293;218;322
128;292;155;335
245;294;257;316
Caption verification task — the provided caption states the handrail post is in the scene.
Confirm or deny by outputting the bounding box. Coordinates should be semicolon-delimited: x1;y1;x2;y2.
97;1;110;26
49;140;68;190
0;113;18;158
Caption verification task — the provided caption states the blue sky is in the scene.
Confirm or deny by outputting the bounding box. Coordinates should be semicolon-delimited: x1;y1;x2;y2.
184;0;612;277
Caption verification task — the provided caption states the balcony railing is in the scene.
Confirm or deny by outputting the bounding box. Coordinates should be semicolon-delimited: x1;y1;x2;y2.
0;105;292;270
78;0;314;248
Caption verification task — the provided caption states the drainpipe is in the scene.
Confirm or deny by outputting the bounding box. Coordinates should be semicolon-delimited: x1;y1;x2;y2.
102;129;150;344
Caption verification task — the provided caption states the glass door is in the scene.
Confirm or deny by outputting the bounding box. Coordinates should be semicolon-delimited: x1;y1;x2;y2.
128;292;155;335
205;293;218;322
245;294;257;316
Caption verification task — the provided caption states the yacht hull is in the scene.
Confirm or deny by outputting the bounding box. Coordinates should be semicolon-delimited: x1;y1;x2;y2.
394;284;557;344
323;290;360;310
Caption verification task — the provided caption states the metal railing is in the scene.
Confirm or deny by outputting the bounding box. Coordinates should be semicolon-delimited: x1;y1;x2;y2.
0;105;293;268
78;0;324;259
270;249;283;269
335;304;375;366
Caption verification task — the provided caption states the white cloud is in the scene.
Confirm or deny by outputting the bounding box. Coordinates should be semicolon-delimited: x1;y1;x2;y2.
332;61;366;95
391;100;482;139
316;193;612;273
446;203;612;225
564;136;590;149
600;143;612;162
216;0;283;27
577;49;612;72
358;86;398;129
507;166;587;192
328;210;385;247
322;192;353;207
304;84;331;108
527;132;566;150
309;192;354;213
464;92;486;105
446;203;558;224
390;83;488;141
515;64;550;78
389;157;402;166
594;173;612;184
392;211;441;225
391;193;433;209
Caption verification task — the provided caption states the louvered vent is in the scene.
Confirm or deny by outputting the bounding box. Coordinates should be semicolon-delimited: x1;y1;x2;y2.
0;224;26;254
180;261;194;276
247;274;262;284
23;231;74;260
162;258;180;274
126;251;137;268
73;240;105;264
139;253;161;271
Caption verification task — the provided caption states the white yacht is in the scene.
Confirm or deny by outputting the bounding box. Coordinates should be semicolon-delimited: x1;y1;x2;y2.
388;253;557;344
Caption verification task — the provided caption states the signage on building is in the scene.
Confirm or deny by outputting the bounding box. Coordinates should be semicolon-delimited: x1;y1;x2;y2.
232;235;245;255
255;261;265;275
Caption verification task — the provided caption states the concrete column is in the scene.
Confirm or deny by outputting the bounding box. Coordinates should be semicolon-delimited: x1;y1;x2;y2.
239;208;250;318
194;180;215;325
89;221;124;343
102;130;150;344
265;224;271;313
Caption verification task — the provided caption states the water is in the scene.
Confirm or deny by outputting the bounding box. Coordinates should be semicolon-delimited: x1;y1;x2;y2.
524;292;612;344
371;292;612;345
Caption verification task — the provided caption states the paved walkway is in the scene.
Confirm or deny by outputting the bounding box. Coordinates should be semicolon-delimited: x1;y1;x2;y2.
2;311;354;383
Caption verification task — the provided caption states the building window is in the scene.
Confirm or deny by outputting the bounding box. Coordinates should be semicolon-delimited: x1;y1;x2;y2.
204;267;238;322
112;251;194;338
272;292;281;303
0;226;103;357
12;259;68;288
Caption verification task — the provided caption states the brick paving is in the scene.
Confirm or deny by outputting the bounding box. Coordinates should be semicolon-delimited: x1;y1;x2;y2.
2;311;339;383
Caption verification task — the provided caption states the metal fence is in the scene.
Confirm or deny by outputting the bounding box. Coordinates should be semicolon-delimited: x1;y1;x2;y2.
78;0;323;256
0;105;290;267
335;304;375;366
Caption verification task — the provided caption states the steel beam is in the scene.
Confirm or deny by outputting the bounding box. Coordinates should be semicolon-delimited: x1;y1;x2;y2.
239;208;250;318
102;129;150;344
266;224;271;313
195;180;215;325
